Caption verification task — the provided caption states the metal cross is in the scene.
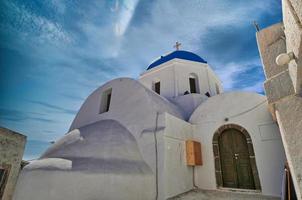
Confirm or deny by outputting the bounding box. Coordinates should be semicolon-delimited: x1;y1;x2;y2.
174;42;181;50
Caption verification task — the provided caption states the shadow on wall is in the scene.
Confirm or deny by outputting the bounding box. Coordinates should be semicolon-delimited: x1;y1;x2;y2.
26;119;153;174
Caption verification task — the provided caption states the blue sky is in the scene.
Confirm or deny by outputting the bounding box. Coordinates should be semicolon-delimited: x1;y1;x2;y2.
0;0;282;160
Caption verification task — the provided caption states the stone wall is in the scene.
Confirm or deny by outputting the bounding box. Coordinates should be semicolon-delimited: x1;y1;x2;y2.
256;0;302;199
0;127;26;200
283;0;302;94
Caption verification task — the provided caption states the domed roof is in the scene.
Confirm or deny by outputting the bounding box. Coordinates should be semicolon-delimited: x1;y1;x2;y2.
147;50;207;70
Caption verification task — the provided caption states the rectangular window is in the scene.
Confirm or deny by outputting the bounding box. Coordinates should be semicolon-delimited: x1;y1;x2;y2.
0;168;6;187
105;93;111;112
215;84;220;94
189;78;197;93
0;165;10;199
154;82;160;94
99;88;112;114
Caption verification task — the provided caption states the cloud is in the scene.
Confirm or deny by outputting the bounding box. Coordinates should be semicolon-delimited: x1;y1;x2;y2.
213;59;265;92
60;93;85;102
0;108;57;123
113;0;140;36
27;100;77;115
0;0;72;50
43;130;55;134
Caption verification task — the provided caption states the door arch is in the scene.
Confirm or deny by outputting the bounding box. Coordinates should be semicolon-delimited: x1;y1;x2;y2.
212;124;261;190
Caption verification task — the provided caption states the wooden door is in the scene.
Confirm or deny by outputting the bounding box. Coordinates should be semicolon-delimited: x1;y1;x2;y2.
219;129;255;189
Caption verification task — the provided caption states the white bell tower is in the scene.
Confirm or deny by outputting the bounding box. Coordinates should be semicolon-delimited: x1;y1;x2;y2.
138;44;223;101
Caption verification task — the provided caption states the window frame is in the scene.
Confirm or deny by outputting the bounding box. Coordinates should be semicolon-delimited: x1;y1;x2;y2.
189;73;199;94
153;81;160;95
215;83;220;94
189;77;197;93
99;88;112;114
0;164;11;199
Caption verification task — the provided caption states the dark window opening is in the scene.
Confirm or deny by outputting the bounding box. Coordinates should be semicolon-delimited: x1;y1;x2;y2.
0;165;10;199
215;84;220;94
100;88;112;114
154;82;160;94
105;93;111;112
189;78;197;93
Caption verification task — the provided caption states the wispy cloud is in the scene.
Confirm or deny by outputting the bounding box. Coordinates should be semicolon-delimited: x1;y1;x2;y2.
214;59;264;91
113;0;140;37
60;93;85;102
0;108;57;123
27;100;77;115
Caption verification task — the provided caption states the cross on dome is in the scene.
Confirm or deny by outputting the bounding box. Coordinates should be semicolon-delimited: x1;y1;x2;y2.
174;41;181;50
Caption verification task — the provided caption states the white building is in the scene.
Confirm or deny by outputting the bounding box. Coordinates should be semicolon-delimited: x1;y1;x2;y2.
13;50;286;200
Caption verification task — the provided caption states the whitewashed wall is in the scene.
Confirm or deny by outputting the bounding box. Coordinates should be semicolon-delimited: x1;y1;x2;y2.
162;114;195;199
14;120;156;200
190;92;286;197
13;76;286;200
14;78;187;200
139;59;223;100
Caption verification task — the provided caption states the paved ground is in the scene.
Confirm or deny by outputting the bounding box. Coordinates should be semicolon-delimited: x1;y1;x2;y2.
169;189;280;200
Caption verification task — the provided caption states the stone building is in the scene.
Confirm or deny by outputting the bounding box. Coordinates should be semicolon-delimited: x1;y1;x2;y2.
0;127;26;200
13;50;286;200
256;0;302;199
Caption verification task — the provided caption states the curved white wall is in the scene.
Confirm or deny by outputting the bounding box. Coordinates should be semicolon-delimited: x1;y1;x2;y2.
13;120;155;200
70;77;184;133
70;78;187;188
190;92;286;197
14;78;189;200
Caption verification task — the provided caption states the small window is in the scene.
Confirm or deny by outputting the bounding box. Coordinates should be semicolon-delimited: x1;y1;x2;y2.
189;73;199;94
154;81;160;94
189;78;197;93
99;88;112;114
0;165;10;199
215;84;220;94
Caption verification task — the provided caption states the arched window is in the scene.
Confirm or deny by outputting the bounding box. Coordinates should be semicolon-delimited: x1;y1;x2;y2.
189;73;199;94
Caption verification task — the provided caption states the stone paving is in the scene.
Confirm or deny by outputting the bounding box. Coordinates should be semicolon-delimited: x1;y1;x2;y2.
169;189;280;200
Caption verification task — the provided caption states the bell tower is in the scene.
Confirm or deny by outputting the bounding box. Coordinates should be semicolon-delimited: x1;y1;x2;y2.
138;48;222;100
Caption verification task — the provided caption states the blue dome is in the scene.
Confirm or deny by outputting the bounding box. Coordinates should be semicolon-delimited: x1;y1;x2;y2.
147;50;207;70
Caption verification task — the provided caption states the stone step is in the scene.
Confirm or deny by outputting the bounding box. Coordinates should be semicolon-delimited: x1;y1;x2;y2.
169;189;280;200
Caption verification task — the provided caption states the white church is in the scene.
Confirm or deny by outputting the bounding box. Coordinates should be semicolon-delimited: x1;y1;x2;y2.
13;46;286;200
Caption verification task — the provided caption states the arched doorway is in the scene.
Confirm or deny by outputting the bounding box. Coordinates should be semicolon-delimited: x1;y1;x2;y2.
213;124;261;190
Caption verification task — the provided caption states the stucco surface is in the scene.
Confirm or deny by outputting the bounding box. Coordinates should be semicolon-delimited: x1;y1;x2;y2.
14;171;153;200
283;0;302;94
13;120;155;200
170;94;207;120
189;92;286;197
0;128;26;200
139;59;222;100
257;0;302;198
276;96;302;199
289;0;302;23
163;114;195;199
70;78;184;132
256;23;288;79
264;70;295;103
170;189;280;200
